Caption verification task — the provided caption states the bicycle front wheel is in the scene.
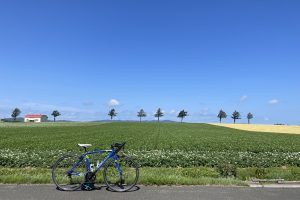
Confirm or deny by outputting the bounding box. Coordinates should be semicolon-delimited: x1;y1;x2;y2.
52;154;86;191
104;155;139;192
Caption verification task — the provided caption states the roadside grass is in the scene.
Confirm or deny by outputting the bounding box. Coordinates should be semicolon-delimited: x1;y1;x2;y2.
139;167;246;186
1;167;299;185
237;167;300;181
0;167;246;185
0;167;50;184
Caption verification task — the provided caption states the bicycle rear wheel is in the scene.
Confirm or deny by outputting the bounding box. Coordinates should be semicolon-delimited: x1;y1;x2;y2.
52;154;86;191
104;155;139;192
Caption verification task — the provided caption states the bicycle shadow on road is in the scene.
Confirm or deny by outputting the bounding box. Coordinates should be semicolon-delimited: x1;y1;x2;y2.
105;185;140;193
55;185;140;193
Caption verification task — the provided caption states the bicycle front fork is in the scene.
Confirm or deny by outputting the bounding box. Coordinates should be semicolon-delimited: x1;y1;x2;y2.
113;155;123;176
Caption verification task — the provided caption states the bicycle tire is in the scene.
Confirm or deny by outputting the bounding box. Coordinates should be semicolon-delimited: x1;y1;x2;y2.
52;154;86;191
103;155;139;192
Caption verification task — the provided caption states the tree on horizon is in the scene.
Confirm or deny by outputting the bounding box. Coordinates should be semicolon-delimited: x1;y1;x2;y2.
217;109;227;123
11;108;21;121
231;110;241;124
137;109;147;122
108;108;117;120
177;110;188;123
51;110;61;122
154;108;164;122
247;112;253;124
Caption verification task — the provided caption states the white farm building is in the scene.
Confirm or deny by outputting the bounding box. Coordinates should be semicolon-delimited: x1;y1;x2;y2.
24;114;48;122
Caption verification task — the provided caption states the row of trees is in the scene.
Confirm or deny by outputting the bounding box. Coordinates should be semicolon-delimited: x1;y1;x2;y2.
109;108;252;124
218;109;253;124
8;108;61;122
108;108;188;122
6;107;253;124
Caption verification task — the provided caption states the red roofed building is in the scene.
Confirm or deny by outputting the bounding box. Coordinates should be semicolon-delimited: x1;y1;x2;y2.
24;114;48;122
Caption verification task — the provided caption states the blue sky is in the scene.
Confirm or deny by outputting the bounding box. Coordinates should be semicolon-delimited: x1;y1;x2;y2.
0;0;299;124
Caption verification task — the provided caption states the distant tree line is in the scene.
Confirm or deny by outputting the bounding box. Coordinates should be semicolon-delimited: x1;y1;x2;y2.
108;108;189;123
3;107;253;124
108;108;253;124
218;109;254;124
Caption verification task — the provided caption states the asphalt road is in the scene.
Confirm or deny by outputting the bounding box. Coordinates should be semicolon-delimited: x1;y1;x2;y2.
0;185;299;200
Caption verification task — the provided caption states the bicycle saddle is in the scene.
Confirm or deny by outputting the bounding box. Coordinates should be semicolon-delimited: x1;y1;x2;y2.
78;144;92;148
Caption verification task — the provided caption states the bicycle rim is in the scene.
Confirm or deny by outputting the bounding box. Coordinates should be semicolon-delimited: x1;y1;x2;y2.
104;156;139;192
52;154;86;191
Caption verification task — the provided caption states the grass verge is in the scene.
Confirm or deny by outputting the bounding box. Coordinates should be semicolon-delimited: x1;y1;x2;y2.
0;167;246;186
237;167;300;181
1;167;299;185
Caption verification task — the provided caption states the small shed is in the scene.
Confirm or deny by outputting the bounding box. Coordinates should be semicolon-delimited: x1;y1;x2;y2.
24;114;48;122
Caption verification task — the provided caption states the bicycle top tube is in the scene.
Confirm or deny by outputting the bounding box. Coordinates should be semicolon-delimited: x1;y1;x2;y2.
85;149;112;155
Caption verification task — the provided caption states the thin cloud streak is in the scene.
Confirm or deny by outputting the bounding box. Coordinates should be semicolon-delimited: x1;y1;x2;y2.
240;95;248;102
269;99;279;105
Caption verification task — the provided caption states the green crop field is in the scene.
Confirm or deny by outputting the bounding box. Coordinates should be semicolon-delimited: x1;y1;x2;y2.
1;122;300;169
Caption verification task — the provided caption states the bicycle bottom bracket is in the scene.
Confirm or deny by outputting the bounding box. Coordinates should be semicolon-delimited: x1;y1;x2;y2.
81;182;95;191
81;172;96;191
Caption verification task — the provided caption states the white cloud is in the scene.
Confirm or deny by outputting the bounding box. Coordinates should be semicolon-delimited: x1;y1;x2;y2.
264;117;269;121
240;95;248;102
170;109;176;114
269;99;279;105
108;99;120;107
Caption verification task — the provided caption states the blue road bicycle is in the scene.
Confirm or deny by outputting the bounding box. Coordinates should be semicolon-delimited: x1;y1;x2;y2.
52;142;139;192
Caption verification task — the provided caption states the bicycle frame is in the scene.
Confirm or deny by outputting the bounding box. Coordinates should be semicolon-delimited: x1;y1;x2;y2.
68;147;123;177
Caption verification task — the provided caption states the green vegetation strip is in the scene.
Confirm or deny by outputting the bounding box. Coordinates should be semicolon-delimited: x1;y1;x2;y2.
1;167;299;185
0;167;245;185
1;149;300;168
